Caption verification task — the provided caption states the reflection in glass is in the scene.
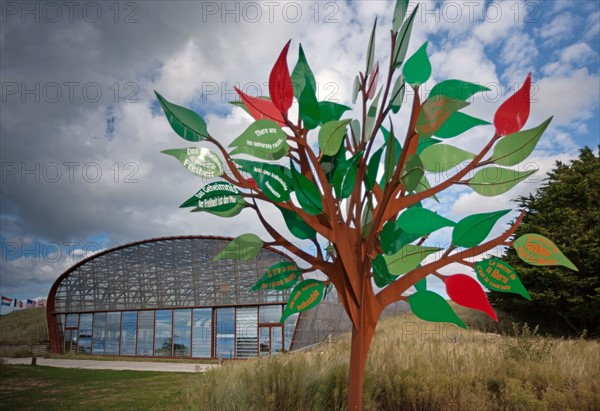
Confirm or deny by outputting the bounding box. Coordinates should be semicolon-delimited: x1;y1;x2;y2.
259;305;281;324
92;312;106;354
78;313;93;354
284;312;299;351
154;310;173;357
192;308;212;358
120;311;137;355
236;307;257;358
259;327;270;356
272;327;282;354
65;329;77;353
137;311;154;356
105;312;121;355
215;307;234;359
65;314;78;328
173;309;191;357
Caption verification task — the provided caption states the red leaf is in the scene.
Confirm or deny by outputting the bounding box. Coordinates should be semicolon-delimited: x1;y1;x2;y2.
367;62;379;100
494;73;531;136
269;40;294;116
445;274;498;321
235;87;286;127
246;178;258;190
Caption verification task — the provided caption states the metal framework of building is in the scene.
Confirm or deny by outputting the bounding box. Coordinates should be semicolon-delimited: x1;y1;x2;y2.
46;235;390;359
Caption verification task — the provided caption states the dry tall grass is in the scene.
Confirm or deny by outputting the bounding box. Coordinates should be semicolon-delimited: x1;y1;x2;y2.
184;313;599;411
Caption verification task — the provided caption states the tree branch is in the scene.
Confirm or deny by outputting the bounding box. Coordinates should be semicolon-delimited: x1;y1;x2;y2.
376;209;526;309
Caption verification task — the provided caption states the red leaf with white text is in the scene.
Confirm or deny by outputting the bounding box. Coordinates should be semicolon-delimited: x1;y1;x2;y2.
445;274;498;321
235;87;286;126
494;73;531;136
269;40;294;116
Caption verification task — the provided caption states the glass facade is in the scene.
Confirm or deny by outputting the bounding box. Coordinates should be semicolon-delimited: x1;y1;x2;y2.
54;304;296;358
47;237;349;359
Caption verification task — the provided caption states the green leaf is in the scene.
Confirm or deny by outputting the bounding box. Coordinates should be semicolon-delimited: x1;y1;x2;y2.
390;75;406;114
291;44;316;99
469;167;538;197
332;151;363;199
229;119;289;160
402;41;431;87
416;96;469;137
365;18;377;76
396;208;455;235
414;276;427;291
393;6;418;68
234;159;292;202
381;125;402;185
401;154;424;192
372;254;399;287
352;75;360;104
180;181;243;212
435;112;490;139
492;117;552;166
213;234;263;261
384;245;442;275
414;174;439;203
408;291;467;328
250;261;302;291
350;119;362;146
474;258;531;300
416;137;441;155
320;147;346;183
280;279;325;322
392;0;409;32
195;201;246;218
299;72;321;130
452;209;511;248
513;233;577;271
364;89;382;140
420;144;476;173
290;164;323;215
278;206;317;240
319;102;351;124
318;120;351;156
361;197;375;238
366;147;384;190
380;220;421;255
429;80;490;102
155;92;208;142
161;147;224;178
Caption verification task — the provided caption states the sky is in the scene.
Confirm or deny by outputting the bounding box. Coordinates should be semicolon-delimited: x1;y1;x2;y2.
1;0;599;313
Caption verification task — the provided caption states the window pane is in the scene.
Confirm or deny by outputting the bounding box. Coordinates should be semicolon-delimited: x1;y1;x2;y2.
78;313;93;354
192;308;212;358
154;310;172;357
284;312;299;352
120;311;137;355
92;313;106;354
105;312;121;355
272;327;282;354
65;313;78;328
137;311;154;356
236;307;257;358
215;308;234;359
259;305;281;324
173;309;191;357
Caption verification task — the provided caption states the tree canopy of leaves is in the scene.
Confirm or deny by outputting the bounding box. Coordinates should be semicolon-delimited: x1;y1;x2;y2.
490;147;600;337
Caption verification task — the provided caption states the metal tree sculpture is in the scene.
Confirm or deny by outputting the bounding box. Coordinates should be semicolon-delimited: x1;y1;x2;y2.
155;2;577;410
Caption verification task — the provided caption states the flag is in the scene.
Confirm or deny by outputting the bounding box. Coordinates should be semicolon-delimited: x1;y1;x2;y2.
13;298;17;307
38;300;45;307
26;299;35;308
18;300;23;309
1;296;12;306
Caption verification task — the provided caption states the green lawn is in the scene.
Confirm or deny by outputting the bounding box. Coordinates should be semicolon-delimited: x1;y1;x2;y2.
0;364;196;411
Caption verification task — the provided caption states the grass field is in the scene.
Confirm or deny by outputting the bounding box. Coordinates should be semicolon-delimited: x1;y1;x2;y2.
1;309;598;410
0;308;48;345
0;365;191;411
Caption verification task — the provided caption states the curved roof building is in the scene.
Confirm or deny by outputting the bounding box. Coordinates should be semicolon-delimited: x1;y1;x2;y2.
46;236;407;359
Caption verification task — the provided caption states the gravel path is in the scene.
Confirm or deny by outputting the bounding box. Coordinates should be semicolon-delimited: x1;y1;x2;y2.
2;357;219;373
